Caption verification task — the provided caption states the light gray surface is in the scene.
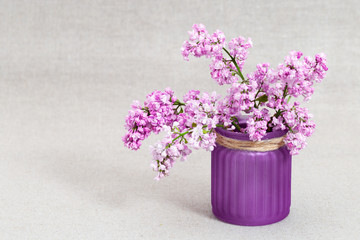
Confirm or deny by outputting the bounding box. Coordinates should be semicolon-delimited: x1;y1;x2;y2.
0;0;359;239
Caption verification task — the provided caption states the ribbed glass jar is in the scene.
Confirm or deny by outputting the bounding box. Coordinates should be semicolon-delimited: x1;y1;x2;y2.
211;127;291;226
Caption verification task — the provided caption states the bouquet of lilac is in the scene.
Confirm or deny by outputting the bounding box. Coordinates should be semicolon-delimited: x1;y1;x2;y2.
123;24;328;180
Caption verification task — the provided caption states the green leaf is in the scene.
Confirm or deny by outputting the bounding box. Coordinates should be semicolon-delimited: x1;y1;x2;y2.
203;129;209;134
255;94;268;103
174;99;185;106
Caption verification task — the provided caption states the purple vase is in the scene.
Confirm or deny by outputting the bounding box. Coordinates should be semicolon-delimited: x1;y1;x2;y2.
211;127;291;226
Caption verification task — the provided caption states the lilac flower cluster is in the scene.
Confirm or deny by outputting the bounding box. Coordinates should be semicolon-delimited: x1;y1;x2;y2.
182;24;252;85
208;36;252;85
148;90;221;179
123;24;328;179
282;104;316;154
227;36;253;71
181;24;225;60
150;125;192;180
246;108;271;141
122;88;177;150
242;50;327;153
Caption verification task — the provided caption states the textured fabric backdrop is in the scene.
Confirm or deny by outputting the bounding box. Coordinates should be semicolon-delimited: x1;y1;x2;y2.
0;0;359;239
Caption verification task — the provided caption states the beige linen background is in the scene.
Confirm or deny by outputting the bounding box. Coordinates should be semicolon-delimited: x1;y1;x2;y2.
0;0;359;239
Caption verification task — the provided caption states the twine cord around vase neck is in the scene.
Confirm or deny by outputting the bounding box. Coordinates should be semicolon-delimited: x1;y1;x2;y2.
215;131;286;152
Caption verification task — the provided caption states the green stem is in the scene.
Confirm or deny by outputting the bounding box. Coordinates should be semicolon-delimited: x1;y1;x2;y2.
272;110;294;133
274;110;282;118
253;82;264;108
230;116;242;132
167;131;190;148
232;121;242;132
283;84;288;99
287;96;291;104
283;120;294;133
222;47;245;81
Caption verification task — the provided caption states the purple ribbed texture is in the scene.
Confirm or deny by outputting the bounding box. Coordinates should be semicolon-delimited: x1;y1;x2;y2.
211;128;292;226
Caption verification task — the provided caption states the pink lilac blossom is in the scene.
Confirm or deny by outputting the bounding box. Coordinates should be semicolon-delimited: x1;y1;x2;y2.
248;63;277;97
179;90;220;151
282;104;316;154
150;124;216;180
283;132;307;155
144;88;178;133
181;24;225;61
123;88;177;150
182;24;252;85
209;55;239;85
271;115;286;131
150;119;218;180
149;90;220;179
122;101;150;150
218;81;257;119
123;23;328;179
276;51;328;101
182;90;220;129
209;36;252;85
227;36;253;71
150;126;192;180
186;124;217;151
246;108;271;141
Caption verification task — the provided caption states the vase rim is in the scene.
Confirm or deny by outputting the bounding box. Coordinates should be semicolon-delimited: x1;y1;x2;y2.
215;127;288;141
